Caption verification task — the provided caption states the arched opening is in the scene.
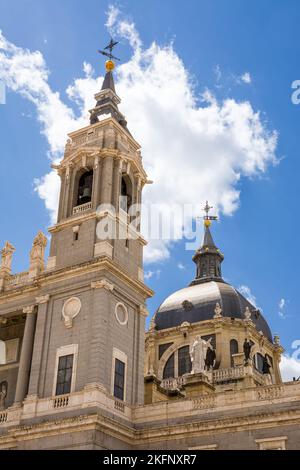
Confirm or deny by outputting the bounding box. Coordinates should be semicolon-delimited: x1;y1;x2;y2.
230;339;239;367
76;170;94;206
178;346;192;376
163;353;174;379
0;340;6;365
120;175;132;213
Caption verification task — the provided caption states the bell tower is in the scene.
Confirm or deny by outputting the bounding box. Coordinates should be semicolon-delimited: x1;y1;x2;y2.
31;42;154;406
48;50;149;283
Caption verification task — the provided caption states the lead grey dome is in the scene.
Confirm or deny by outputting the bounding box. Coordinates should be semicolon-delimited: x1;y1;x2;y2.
154;279;272;342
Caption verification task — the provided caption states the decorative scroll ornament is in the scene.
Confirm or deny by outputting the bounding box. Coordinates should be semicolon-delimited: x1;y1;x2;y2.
62;297;81;328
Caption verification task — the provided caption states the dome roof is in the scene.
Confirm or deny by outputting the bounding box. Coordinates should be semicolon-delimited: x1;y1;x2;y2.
154;280;273;342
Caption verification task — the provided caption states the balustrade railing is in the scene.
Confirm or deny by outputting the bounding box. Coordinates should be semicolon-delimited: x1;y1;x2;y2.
73;201;92;215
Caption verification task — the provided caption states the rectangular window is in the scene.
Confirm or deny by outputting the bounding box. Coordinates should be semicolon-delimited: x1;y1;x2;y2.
114;358;125;401
55;354;74;396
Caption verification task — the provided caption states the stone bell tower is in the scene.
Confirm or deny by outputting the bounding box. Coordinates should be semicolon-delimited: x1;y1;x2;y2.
38;51;154;406
49;61;149;281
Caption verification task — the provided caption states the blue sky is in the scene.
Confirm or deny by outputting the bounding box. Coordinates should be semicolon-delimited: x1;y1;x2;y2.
0;0;300;374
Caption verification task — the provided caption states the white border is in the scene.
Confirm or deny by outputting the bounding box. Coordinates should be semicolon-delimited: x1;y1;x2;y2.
52;344;79;396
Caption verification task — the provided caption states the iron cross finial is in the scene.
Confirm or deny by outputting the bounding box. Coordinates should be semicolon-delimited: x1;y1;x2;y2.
202;201;218;227
98;38;120;62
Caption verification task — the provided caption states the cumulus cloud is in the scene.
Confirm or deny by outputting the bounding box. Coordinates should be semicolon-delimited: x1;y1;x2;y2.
0;7;278;261
238;285;258;307
280;354;300;382
240;72;252;84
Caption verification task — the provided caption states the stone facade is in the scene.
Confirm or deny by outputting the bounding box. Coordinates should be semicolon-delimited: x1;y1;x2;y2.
0;62;300;450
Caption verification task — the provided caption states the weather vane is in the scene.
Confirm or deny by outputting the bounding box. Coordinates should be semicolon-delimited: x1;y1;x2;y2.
201;201;218;227
98;38;120;62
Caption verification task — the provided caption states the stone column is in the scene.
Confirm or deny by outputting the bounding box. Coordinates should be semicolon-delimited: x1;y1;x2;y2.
112;157;122;211
57;172;66;222
92;155;100;210
27;295;50;397
100;156;114;205
63;164;74;219
14;306;37;404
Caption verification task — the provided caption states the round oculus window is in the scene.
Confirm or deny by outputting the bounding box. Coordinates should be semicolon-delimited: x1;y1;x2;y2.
115;302;128;326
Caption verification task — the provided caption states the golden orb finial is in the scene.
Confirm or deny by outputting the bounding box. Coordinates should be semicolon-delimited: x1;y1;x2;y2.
204;219;211;228
105;60;115;72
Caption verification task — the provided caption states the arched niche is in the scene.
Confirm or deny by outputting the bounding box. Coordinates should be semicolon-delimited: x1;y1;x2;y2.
73;169;94;208
120;174;133;213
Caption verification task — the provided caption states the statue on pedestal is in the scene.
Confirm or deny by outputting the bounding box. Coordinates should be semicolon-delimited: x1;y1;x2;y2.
0;241;15;274
243;338;253;363
190;336;213;374
29;232;47;277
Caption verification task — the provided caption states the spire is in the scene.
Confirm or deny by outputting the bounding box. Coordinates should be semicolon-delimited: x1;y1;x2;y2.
89;38;129;132
101;70;116;93
190;202;224;285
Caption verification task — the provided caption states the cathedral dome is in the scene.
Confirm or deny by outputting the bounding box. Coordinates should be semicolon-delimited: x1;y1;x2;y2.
153;205;273;342
154;280;272;342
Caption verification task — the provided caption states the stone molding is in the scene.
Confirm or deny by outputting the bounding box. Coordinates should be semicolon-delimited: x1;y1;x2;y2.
36;294;50;305
91;279;114;292
22;305;35;315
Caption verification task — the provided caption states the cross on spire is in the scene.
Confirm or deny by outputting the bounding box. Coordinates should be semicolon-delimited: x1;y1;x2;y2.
98;38;120;62
201;201;218;228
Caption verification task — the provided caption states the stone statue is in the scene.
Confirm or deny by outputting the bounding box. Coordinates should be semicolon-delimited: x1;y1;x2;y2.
190;336;212;374
205;343;216;370
0;381;7;410
243;338;253;362
0;241;15;273
29;232;47;277
30;232;47;263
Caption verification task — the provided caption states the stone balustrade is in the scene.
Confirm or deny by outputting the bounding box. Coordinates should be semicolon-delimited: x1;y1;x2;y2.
73;201;92;215
213;365;246;382
0;381;299;431
5;271;30;289
160;376;187;390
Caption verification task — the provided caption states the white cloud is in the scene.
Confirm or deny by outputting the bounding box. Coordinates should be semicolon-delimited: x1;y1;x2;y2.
144;269;161;280
278;297;288;319
177;263;185;270
280;354;300;382
0;9;278;262
238;285;258;308
240;72;252;84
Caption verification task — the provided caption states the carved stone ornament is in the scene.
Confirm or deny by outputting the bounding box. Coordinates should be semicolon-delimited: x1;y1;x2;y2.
91;279;114;291
182;300;193;312
213;303;222;318
62;297;81;328
0;241;15;274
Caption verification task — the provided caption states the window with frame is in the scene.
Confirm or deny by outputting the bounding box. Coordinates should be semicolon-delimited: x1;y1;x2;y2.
230;339;239;367
253;352;264;373
114;358;125;401
55;354;74;396
163;353;175;379
178;346;192;376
